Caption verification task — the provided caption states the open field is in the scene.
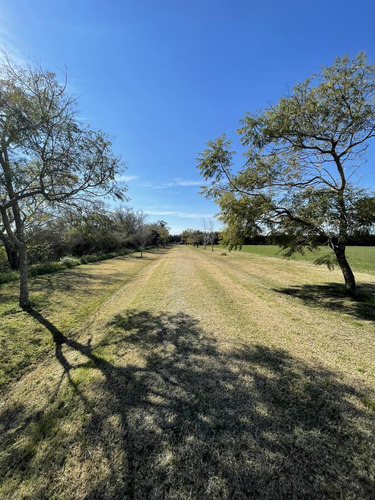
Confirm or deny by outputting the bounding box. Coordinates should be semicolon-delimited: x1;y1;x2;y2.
1;246;375;499
235;245;375;275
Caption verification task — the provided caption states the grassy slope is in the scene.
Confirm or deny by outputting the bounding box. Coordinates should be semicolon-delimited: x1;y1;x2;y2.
0;246;375;499
235;244;375;274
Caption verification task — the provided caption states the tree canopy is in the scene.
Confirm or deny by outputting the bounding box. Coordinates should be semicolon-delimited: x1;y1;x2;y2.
0;52;124;306
197;53;375;295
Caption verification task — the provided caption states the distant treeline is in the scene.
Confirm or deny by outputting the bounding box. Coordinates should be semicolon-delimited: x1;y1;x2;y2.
0;208;170;272
171;229;375;248
242;232;375;247
171;229;220;247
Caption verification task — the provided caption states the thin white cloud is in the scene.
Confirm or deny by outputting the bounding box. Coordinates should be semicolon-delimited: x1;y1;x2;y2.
180;213;215;219
174;178;202;186
144;210;178;215
129;177;202;190
0;12;20;51
152;182;175;190
145;210;215;219
115;174;140;182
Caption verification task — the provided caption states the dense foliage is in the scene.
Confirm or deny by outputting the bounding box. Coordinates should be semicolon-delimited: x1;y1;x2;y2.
0;207;171;276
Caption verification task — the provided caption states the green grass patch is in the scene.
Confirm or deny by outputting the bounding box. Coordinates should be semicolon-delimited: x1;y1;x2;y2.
361;398;375;411
230;245;375;274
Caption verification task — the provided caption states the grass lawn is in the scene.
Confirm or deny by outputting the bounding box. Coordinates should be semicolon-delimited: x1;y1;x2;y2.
233;244;375;275
0;246;374;499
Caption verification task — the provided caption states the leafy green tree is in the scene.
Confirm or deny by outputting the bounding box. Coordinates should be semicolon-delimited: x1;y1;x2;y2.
0;53;123;307
149;220;170;247
181;229;203;247
112;207;142;248
68;209;118;255
197;54;375;295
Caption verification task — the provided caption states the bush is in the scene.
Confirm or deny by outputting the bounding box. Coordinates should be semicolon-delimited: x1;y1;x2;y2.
28;262;65;277
60;256;81;268
0;270;19;284
80;254;101;264
80;249;134;264
0;248;138;284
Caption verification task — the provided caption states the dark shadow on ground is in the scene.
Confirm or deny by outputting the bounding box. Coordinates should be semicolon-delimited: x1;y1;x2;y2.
31;269;128;293
1;308;374;499
274;282;375;322
132;247;172;259
145;246;173;253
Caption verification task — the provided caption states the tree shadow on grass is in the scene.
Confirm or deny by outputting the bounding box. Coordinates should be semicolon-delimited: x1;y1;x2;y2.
30;269;128;293
145;246;173;253
274;282;375;322
1;308;374;499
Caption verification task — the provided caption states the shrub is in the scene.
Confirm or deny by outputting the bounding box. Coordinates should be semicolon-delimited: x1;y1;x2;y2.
0;248;138;284
0;270;19;284
28;262;65;277
60;256;81;268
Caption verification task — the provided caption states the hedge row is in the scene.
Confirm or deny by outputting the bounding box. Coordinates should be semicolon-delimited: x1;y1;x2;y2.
0;248;137;285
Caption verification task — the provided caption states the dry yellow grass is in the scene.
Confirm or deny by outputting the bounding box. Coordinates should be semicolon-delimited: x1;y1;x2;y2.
1;246;374;499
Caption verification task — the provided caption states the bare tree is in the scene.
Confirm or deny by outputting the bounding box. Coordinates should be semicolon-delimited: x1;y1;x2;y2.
202;218;209;249
134;211;151;258
207;218;216;251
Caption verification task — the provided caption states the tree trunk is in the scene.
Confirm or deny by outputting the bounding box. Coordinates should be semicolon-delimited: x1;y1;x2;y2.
0;204;30;308
18;242;30;308
334;244;356;296
4;238;19;269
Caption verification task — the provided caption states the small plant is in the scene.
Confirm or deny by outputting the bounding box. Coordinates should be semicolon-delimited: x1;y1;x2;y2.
361;398;375;411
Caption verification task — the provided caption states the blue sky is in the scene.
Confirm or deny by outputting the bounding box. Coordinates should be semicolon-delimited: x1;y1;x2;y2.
1;0;375;233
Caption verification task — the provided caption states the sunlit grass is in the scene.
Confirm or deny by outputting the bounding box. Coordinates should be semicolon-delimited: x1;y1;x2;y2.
230;245;375;274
